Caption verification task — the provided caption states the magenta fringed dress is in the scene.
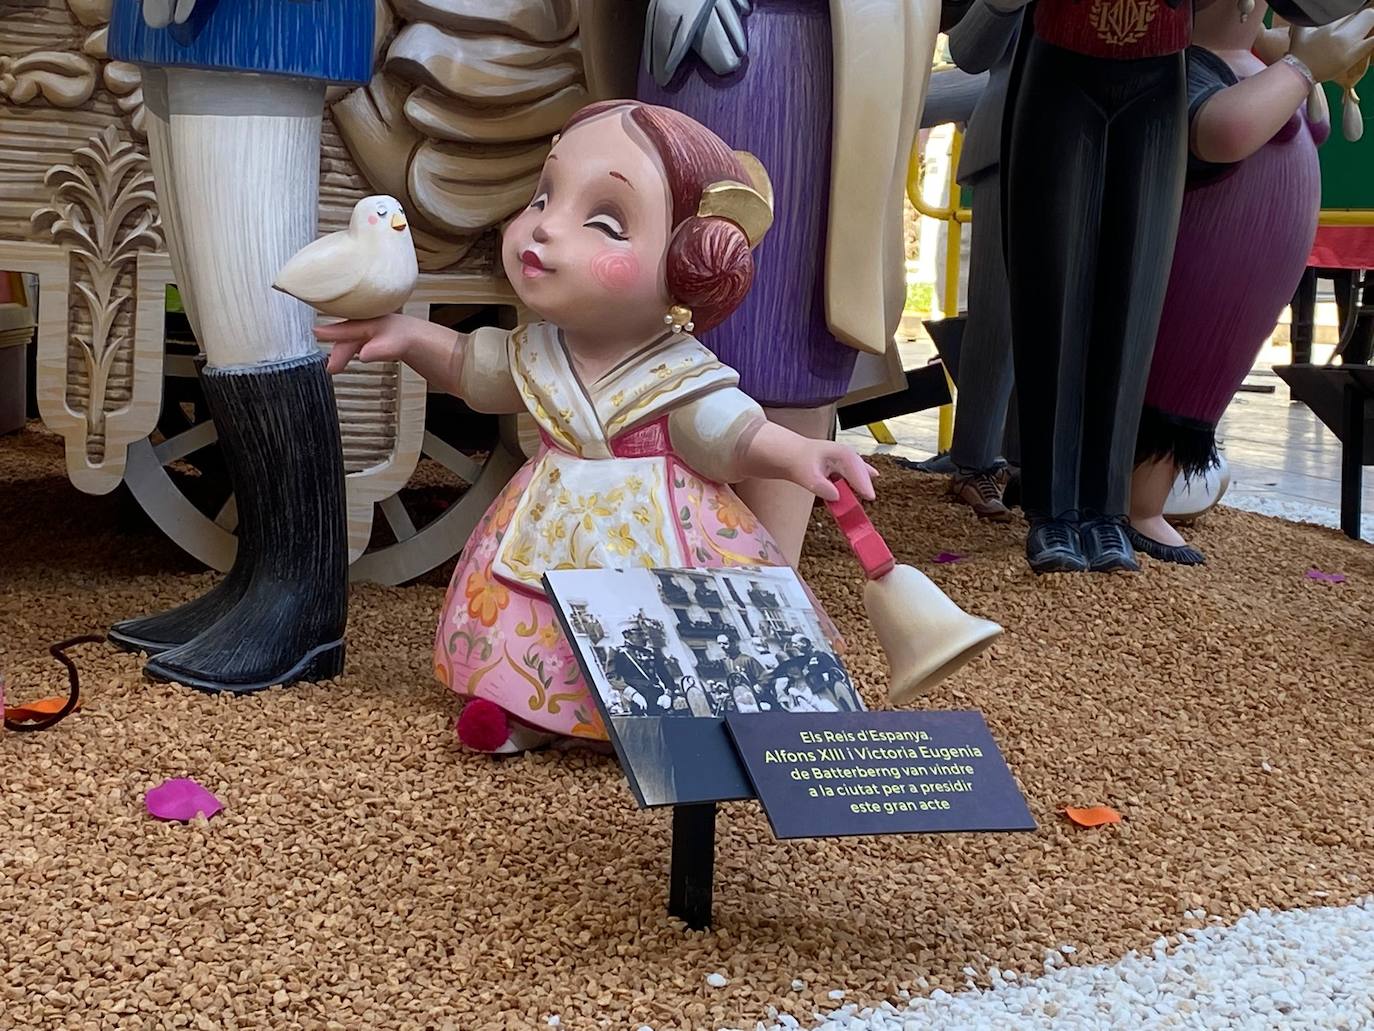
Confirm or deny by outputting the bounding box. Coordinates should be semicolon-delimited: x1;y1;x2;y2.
1137;47;1329;476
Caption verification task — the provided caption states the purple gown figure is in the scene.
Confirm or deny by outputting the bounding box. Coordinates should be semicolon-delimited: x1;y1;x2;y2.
1141;57;1328;471
638;1;852;409
1129;17;1336;565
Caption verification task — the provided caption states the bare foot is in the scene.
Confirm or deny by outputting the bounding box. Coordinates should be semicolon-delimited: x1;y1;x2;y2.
1130;514;1188;548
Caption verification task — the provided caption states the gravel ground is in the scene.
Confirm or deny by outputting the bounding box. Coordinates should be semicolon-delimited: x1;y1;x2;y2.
1222;496;1374;542
3;423;1373;1030
760;897;1374;1030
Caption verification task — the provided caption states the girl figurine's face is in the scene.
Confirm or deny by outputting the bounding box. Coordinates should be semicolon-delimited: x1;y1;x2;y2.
502;112;674;343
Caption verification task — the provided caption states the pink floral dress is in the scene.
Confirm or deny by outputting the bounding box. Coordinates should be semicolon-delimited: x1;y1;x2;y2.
433;322;815;741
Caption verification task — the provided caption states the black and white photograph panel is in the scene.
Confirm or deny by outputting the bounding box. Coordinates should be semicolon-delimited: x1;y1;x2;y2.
545;565;865;719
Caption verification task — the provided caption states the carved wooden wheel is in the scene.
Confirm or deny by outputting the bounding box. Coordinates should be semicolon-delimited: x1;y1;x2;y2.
122;313;523;587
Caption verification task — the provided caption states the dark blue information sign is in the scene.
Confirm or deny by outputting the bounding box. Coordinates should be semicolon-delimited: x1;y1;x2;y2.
725;711;1035;839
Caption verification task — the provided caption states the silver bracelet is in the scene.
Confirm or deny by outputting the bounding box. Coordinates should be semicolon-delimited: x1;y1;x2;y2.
1281;54;1316;88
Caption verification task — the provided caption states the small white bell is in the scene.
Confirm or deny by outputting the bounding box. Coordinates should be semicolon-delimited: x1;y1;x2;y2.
825;478;1002;705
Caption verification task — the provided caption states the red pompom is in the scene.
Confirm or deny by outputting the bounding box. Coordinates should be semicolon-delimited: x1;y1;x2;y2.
455;698;510;752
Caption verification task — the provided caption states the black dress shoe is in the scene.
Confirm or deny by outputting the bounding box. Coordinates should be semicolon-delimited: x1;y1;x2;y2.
1080;517;1141;573
1126;525;1206;565
1025;518;1087;573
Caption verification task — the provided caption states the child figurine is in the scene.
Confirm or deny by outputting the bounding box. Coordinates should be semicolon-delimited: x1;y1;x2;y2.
317;101;879;753
1130;5;1374;563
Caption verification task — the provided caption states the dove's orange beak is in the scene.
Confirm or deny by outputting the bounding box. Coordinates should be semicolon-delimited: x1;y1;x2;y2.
390;212;407;231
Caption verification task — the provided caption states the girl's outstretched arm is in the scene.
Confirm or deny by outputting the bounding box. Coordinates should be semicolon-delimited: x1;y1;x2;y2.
315;314;467;394
736;422;879;503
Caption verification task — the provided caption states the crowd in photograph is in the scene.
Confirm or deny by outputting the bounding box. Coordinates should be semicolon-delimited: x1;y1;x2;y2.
595;613;862;718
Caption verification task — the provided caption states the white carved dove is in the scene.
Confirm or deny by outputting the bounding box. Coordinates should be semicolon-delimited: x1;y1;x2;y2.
273;195;420;320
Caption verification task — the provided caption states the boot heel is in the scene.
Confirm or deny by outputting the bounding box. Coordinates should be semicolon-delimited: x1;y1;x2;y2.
300;641;345;682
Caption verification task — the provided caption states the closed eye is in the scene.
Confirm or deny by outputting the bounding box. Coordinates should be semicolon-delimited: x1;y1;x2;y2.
584;214;627;241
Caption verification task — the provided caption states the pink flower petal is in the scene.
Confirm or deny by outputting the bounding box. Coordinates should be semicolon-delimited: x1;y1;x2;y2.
1305;569;1346;584
146;778;223;822
934;551;966;564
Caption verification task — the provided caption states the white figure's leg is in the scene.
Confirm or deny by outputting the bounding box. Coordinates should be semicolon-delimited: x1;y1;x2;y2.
140;69;206;344
112;68;348;691
146;68;324;368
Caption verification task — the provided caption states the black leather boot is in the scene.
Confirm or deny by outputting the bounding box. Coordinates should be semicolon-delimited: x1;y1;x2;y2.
108;567;251;655
142;353;348;693
109;361;250;656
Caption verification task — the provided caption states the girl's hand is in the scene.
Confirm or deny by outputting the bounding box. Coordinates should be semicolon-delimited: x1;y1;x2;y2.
316;313;424;374
736;422;879;502
795;441;880;503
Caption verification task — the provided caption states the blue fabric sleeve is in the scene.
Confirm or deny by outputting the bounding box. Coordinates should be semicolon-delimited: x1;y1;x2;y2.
108;0;374;85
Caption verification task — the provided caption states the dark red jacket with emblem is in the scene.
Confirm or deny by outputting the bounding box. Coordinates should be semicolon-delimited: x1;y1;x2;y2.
1033;0;1191;59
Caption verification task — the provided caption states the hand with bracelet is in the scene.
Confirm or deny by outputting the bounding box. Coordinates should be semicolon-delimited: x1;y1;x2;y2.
1190;7;1374;164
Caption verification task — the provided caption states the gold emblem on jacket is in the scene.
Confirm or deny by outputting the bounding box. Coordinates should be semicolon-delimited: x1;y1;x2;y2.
1089;0;1156;46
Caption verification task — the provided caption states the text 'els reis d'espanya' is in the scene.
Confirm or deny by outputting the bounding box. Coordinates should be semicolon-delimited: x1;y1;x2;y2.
761;728;985;814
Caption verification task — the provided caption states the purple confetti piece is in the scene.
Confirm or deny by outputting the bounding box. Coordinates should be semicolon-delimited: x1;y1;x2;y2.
1305;569;1346;584
934;552;966;564
146;778;224;822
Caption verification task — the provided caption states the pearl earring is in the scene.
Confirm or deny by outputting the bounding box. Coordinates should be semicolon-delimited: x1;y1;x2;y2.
665;304;694;334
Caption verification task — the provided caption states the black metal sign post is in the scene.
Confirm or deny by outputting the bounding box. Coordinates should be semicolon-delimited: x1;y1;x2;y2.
668;802;717;930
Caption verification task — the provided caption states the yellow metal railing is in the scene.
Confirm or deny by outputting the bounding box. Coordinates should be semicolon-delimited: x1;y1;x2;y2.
907;124;971;453
1318;210;1374;226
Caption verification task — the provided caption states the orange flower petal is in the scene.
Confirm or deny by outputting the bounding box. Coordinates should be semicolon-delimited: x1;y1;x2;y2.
5;695;80;722
1064;805;1122;827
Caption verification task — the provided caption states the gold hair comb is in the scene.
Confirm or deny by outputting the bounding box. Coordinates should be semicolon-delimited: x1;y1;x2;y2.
696;150;775;249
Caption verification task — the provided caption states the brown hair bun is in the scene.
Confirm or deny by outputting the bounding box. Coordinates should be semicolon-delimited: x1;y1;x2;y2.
666;216;755;333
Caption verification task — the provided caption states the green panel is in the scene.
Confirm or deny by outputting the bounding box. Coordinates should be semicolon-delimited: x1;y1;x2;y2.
1317;75;1373;210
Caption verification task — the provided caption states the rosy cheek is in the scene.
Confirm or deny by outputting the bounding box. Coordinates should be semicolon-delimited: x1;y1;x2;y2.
368;214;379;225
591;250;641;292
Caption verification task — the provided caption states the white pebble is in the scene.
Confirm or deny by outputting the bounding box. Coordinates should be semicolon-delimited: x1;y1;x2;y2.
757;897;1374;1030
792;980;806;991
1059;944;1078;954
546;1018;560;1027
828;990;845;1001
707;972;729;989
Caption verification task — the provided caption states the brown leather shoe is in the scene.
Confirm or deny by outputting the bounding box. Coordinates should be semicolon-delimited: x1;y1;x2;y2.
947;470;1012;522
